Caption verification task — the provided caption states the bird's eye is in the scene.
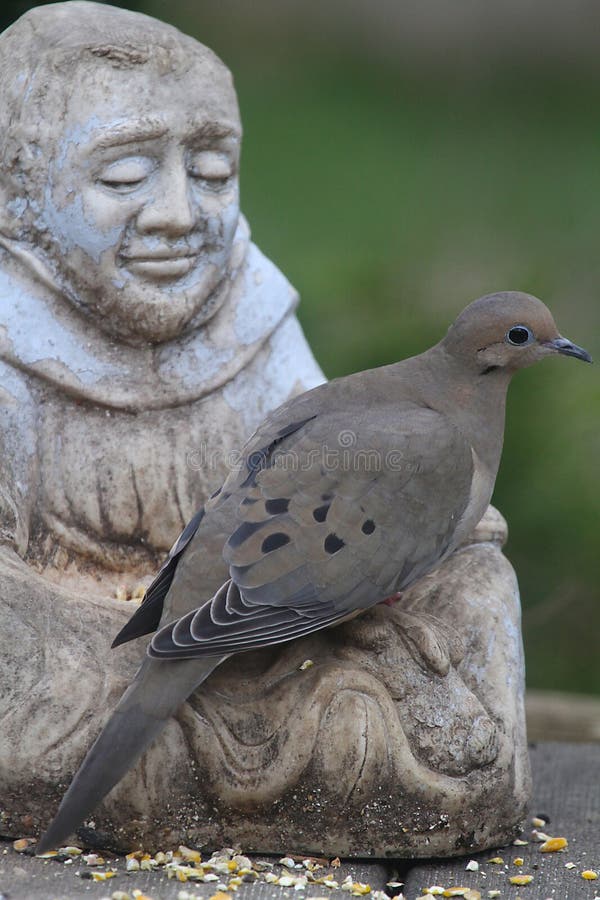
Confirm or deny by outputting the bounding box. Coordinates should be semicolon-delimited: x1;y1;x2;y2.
506;325;532;346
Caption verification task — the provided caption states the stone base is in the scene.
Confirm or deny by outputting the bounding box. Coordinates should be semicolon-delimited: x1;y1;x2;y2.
0;508;531;856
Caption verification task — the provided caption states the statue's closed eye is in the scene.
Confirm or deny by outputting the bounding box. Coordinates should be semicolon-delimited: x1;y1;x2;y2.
188;150;234;184
97;156;155;191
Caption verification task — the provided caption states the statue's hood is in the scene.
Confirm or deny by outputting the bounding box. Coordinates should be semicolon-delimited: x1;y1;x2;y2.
0;217;299;411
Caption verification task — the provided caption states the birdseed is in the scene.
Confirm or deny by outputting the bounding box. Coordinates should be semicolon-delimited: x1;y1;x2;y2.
539;837;568;852
509;875;533;885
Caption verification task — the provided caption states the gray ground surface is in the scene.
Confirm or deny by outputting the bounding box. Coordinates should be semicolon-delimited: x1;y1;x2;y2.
404;742;600;899
1;743;598;900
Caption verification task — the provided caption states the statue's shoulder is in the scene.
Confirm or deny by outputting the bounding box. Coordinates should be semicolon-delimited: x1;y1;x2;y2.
235;241;300;336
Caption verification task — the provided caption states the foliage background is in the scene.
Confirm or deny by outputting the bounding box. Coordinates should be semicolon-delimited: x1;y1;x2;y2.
3;0;599;695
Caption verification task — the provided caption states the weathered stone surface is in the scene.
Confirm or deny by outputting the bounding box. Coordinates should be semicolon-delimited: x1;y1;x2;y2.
0;2;530;857
0;509;530;856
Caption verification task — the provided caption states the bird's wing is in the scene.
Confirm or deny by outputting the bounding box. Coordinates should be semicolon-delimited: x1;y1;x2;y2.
111;411;318;648
149;405;475;659
112;507;206;647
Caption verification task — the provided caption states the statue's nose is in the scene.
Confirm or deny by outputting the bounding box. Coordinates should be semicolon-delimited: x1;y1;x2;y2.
136;157;195;236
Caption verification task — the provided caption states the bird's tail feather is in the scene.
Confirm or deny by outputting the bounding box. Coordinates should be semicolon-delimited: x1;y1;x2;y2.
37;654;223;853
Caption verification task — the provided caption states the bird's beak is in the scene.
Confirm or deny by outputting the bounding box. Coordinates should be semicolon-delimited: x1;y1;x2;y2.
545;336;593;363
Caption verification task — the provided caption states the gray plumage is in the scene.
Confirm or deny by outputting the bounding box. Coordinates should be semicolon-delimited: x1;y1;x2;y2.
38;291;591;852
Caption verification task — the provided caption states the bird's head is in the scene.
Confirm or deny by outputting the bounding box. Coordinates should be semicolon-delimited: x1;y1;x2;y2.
442;291;592;375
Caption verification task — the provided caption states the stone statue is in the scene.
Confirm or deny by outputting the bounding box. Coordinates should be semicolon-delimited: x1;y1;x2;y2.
0;2;530;856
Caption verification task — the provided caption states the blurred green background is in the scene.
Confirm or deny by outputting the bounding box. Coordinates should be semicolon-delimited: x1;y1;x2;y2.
4;1;599;696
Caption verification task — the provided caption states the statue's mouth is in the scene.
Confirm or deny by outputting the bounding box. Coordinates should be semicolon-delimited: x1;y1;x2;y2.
119;251;200;280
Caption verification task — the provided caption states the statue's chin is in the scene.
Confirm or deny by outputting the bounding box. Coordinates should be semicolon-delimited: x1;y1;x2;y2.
9;241;228;344
74;296;215;346
86;283;227;345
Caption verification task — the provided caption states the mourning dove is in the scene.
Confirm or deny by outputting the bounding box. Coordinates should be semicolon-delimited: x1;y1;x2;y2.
38;291;591;852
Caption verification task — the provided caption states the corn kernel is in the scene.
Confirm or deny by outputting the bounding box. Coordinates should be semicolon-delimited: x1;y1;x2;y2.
509;875;533;885
540;837;568;853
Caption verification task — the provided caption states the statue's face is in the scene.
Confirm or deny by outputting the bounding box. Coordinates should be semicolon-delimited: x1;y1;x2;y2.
37;57;241;343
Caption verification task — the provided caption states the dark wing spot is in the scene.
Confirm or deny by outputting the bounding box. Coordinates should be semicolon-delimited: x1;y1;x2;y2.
277;417;318;440
261;532;291;553
228;519;264;548
321;492;333;502
241;496;259;506
248;449;268;472
209;486;222;499
240;446;272;488
312;503;330;523
265;497;290;515
361;519;376;534
324;533;345;554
